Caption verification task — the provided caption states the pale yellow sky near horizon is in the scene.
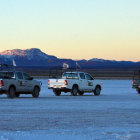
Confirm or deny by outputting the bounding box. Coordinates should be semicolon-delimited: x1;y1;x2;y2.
0;0;140;61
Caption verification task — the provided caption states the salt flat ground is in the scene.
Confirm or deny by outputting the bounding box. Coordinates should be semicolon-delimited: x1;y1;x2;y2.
0;79;140;140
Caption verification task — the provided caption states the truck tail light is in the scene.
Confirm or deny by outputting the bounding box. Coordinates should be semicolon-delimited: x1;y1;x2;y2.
132;80;134;85
48;80;50;85
65;80;68;85
0;80;4;87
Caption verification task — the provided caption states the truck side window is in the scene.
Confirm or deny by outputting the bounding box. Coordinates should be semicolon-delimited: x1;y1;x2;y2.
85;74;94;80
23;73;30;80
79;73;85;79
16;72;23;80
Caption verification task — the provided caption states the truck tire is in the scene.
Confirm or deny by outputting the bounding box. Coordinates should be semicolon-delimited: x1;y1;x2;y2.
8;87;16;98
137;89;140;94
32;87;40;98
78;91;84;96
71;86;78;96
94;86;101;96
54;90;61;96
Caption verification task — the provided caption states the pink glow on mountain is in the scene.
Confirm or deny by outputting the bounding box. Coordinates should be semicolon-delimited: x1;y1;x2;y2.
0;49;27;56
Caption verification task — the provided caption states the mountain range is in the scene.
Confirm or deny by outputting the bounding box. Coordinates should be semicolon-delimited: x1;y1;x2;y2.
0;48;140;69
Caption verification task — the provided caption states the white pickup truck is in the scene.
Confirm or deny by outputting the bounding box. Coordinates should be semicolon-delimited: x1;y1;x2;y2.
48;72;102;96
0;71;42;98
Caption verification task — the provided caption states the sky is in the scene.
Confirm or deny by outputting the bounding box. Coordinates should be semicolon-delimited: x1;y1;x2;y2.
0;0;140;61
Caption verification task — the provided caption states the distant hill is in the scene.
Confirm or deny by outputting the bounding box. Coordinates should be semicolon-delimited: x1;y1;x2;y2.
0;48;140;70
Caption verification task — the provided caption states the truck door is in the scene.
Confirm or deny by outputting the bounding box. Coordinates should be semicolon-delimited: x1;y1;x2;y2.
79;73;87;91
23;73;34;92
16;72;25;92
85;74;94;90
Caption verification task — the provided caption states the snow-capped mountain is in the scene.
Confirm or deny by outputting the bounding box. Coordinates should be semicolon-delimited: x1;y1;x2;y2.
89;58;117;62
0;48;57;60
0;48;59;66
0;48;139;69
0;49;26;56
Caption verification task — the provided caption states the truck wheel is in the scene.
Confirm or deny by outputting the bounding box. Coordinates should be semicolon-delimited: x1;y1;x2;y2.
71;86;78;96
54;90;61;96
94;86;101;96
8;87;16;98
32;87;40;98
15;93;20;98
78;91;84;96
137;89;140;94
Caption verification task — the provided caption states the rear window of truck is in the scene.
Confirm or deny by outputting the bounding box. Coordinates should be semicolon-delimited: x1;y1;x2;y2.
0;72;14;79
62;73;78;79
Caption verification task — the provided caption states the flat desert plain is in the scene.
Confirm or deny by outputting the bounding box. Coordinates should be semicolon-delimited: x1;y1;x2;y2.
0;79;140;140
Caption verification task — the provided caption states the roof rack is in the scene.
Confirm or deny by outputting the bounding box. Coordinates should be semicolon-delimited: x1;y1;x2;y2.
0;64;15;71
48;67;83;79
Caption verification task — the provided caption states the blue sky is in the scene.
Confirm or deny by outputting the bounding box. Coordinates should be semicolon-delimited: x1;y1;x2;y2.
0;0;140;61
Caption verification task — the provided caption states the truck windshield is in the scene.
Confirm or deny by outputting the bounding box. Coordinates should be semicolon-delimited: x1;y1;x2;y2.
62;73;78;79
0;72;14;79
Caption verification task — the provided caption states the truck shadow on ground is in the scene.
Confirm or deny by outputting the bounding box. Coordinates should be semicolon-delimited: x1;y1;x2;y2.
0;95;107;99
